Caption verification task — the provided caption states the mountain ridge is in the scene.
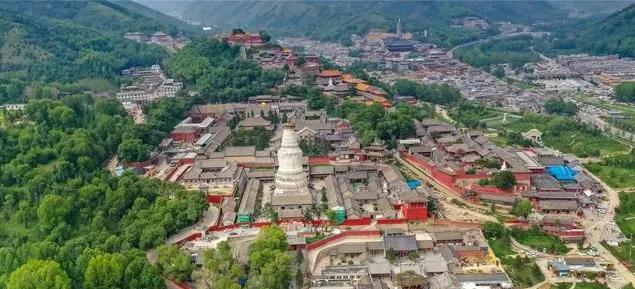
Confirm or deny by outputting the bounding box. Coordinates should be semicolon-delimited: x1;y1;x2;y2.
163;0;565;46
577;3;635;57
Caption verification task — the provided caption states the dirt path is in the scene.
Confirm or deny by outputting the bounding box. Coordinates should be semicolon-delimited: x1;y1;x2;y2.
105;155;118;173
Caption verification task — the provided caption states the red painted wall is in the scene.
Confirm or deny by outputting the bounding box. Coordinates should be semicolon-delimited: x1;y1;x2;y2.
340;217;372;226
170;131;199;143
206;195;224;204
403;205;428;221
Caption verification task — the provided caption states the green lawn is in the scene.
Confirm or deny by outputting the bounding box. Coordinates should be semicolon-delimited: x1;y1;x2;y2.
306;233;326;244
449;103;506;129
603;242;635;272
489;237;515;258
499;113;629;158
502;256;546;288
511;228;570;255
605;191;635;271
587;164;635;189
514;80;538;90
554;282;573;289
485;225;545;289
574;282;610;289
616;192;635;234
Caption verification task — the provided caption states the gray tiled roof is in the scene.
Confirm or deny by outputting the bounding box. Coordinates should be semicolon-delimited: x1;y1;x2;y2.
456;272;510;283
384;235;418;252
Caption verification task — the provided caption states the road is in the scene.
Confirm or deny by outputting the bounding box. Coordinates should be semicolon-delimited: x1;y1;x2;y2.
514;165;634;288
435;105;456;124
395;153;499;223
583;168;620;244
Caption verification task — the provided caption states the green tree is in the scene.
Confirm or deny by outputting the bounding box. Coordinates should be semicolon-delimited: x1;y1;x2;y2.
295;268;304;289
386;248;398;264
493;65;505;78
392;79;461;105
511;199;534;219
117;138;151;162
491;170;517;189
259;31;271;42
253;252;292;289
615;82;635;102
156;245;193;282
326;210;339;225
295;250;305;266
249;226;288;272
122;258;164;289
84;254;125;289
544;99;578;116
203;241;244;289
482;221;507;239
246;226;291;289
408;251;420;262
37;194;71;230
7;260;71;289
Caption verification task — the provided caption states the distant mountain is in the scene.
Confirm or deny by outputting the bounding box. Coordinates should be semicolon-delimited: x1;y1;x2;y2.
0;0;195;36
577;4;635;57
0;0;191;103
134;0;194;17
547;0;634;17
163;0;564;46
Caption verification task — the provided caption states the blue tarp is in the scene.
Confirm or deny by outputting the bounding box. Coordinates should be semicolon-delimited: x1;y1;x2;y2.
547;165;577;181
407;179;422;189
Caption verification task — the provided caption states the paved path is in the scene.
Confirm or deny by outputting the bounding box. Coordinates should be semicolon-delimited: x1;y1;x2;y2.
395;154;499;222
165;206;220;245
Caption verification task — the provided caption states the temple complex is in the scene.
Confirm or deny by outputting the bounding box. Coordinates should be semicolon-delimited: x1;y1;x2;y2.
271;124;314;218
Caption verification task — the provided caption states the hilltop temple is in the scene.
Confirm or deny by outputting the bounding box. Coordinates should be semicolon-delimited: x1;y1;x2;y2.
271;124;314;218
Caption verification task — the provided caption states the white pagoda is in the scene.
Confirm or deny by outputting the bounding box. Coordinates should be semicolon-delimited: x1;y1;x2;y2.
271;124;313;218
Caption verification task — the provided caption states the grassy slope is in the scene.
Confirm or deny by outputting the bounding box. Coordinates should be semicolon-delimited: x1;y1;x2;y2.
488;235;545;288
605;191;635;272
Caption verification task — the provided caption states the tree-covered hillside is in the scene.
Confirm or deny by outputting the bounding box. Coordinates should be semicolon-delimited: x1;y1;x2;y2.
173;0;563;46
0;0;192;104
165;38;284;103
0;95;206;289
0;1;193;36
577;4;635;57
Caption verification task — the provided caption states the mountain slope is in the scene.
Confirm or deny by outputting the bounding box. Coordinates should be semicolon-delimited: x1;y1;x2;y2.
0;0;191;103
547;0;634;17
172;0;564;46
578;4;635;57
0;0;194;36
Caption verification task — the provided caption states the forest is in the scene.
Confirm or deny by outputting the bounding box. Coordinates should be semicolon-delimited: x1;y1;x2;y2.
543;99;579;116
453;35;539;70
165;39;284;103
331;102;435;147
614;82;635;103
0;1;179;104
392;79;462;105
0;95;206;289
